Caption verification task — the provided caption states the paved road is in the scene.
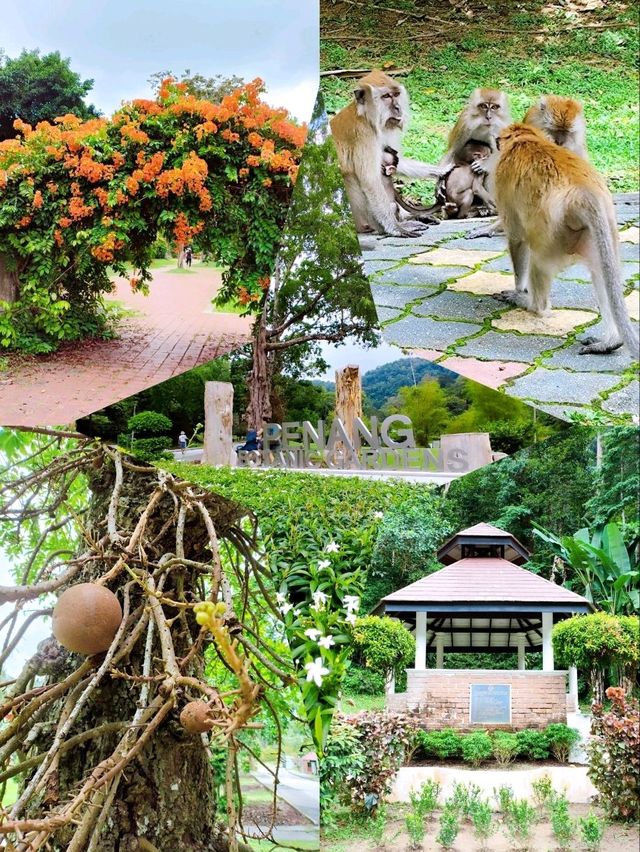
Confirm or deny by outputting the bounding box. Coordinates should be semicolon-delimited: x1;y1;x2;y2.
0;262;251;427
363;193;639;420
252;765;319;826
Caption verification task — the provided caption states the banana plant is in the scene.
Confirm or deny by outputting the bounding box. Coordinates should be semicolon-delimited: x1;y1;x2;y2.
533;522;639;614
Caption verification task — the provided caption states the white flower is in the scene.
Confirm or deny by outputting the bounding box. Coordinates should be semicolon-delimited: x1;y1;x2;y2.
305;657;330;687
280;602;293;615
305;628;321;641
345;611;357;625
344;595;360;613
325;541;340;553
318;559;331;570
374;511;384;520
318;634;335;649
311;590;328;610
276;592;288;605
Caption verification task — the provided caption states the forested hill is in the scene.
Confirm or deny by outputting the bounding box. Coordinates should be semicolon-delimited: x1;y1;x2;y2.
315;358;455;409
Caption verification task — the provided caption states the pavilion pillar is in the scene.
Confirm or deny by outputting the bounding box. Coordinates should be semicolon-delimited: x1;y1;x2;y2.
415;611;427;670
568;665;579;711
517;636;526;670
435;634;444;669
542;612;554;671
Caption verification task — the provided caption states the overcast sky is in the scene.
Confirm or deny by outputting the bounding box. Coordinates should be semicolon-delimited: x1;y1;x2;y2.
2;0;319;122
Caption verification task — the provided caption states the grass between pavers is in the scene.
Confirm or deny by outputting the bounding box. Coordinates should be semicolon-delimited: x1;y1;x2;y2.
321;4;638;193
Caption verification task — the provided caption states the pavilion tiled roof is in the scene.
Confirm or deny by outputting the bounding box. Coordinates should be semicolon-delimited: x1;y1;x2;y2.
382;558;589;607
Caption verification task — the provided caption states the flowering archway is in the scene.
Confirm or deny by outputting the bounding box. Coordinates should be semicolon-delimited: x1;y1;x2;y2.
0;79;306;349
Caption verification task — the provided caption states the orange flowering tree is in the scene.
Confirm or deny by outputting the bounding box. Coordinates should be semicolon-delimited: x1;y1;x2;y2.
0;79;306;351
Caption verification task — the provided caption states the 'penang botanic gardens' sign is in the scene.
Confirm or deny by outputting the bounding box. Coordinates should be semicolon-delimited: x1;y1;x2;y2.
236;416;490;474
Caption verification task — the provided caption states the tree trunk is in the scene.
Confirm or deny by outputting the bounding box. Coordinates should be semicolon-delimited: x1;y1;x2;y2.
246;313;272;431
334;365;362;445
26;462;228;851
591;667;605;706
0;255;19;303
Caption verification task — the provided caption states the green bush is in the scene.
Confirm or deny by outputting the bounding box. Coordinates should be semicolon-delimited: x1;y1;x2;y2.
471;799;494;847
515;728;550;760
531;773;554;811
588;688;640;821
417;729;463;760
492;731;520;765
450;782;482;820
406;811;425;849
409;779;440;820
494;784;515;814
504;798;537;844
544;723;580;763
117;435;172;462
579;811;606;851
550;793;575;850
151;236;170;258
436;805;459;848
126;410;173;435
349;615;415;681
461;731;492;767
342;667;386;696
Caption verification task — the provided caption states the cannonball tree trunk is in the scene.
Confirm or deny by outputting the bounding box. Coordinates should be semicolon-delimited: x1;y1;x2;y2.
246;313;273;431
3;447;261;852
0;256;18;303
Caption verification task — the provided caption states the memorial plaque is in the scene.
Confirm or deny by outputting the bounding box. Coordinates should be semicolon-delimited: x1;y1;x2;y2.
470;684;511;724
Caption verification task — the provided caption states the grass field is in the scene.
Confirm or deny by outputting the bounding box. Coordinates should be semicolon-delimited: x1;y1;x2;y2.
320;1;639;192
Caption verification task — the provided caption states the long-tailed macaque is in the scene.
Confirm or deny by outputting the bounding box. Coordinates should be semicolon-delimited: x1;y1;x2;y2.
494;123;638;356
523;95;588;159
439;88;512;169
330;71;446;236
381;145;439;223
438;140;495;219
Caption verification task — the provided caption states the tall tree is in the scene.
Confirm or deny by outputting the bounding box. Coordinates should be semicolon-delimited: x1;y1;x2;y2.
245;93;379;428
149;69;244;103
0;49;98;140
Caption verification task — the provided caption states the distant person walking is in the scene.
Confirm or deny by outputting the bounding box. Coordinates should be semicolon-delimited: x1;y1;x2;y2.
178;431;188;453
184;245;193;267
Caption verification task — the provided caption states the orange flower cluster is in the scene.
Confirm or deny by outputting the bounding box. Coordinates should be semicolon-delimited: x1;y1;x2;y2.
69;196;94;220
237;286;262;305
32;190;43;209
156;151;208;202
15;215;32;228
120;124;150;145
54;228;64;247
173;211;204;245
91;231;125;262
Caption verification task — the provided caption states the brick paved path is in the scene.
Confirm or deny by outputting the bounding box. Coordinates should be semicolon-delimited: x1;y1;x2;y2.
0;262;251;427
363;193;639;420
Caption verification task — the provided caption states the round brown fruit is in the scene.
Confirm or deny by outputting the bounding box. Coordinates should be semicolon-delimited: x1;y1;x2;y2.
52;583;123;655
180;701;215;733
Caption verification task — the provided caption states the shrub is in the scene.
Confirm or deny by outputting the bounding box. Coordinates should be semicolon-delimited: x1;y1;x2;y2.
436;805;459;848
515;728;550;760
409;779;440;820
342;667;386;696
349;615;415;681
151;236;170;258
544;723;580;763
492;731;520;765
471;799;495;847
405;811;425;849
550;793;575;850
450;782;482;821
461;731;492;767
118;435;173;462
579;811;606;851
494;785;515;814
126;410;173;435
531;773;554;811
588;688;640;821
320;716;365;810
504;798;537;845
417;728;463;760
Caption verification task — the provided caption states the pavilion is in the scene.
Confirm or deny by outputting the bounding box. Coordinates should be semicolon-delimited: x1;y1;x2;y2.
379;523;591;729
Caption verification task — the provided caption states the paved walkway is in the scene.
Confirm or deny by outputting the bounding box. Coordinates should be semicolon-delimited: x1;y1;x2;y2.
252;765;320;825
363;193;639;420
0;262;251;427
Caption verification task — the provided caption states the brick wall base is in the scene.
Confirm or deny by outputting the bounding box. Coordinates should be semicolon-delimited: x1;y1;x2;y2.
387;669;568;730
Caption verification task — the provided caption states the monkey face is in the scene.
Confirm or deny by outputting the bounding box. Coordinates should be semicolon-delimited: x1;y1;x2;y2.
470;88;511;129
354;78;409;132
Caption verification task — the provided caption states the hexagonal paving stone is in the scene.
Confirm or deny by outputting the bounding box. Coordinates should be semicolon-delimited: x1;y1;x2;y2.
557;263;591;281
620;242;640;262
375;305;404;323
623;262;640;286
443;235;508;253
365;242;438;262
625;291;640;320
375;265;470;287
370;284;437;308
412;290;504;321
482;255;516;274
601;381;640;417
544;341;636;372
534;402;586;422
507;368;620;404
439;356;528;388
493;308;598;336
409;247;503;267
454;330;564;362
448;270;514;295
620;226;639;244
382;315;482;350
363;260;403;275
550;280;599;311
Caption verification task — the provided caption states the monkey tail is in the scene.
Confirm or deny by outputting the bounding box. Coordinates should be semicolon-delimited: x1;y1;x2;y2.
584;193;639;357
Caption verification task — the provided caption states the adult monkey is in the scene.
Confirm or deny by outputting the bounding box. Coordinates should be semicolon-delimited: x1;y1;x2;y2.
330;70;446;237
494;123;638;356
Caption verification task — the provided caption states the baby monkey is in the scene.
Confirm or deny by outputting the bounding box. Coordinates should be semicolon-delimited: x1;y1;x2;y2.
381;145;438;224
440;140;496;219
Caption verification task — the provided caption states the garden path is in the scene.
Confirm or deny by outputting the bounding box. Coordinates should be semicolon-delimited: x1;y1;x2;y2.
0;262;251;427
363;193;639;420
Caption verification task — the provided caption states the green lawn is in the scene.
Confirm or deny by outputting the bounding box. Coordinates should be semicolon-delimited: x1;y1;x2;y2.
338;692;386;713
321;3;639;193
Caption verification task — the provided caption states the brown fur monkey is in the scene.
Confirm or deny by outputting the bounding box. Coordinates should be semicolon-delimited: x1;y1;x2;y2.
381;145;439;223
523;95;588;159
440;88;512;169
494;123;638;356
438;140;496;219
330;71;446;236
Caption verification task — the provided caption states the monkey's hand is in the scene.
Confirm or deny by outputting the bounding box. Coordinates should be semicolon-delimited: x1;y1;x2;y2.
578;336;624;355
471;160;488;175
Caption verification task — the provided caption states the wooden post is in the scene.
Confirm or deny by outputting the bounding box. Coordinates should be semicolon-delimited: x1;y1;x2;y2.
334;365;362;445
202;382;234;466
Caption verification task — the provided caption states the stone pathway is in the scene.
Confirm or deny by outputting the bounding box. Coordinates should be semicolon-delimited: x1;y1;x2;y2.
362;193;639;420
0;262;251;427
